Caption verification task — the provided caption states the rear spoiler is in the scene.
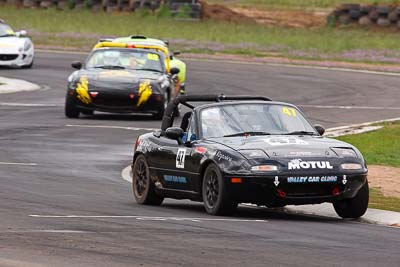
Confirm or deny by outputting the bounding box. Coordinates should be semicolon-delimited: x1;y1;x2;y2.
161;94;271;131
93;42;170;71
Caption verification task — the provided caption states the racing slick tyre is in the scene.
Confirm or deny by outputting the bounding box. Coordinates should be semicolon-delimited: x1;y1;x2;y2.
132;154;164;205
333;180;369;219
202;163;238;216
153;91;169;120
65;94;80;118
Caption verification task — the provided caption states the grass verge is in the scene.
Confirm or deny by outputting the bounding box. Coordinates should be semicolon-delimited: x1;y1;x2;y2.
337;122;400;212
337;122;400;167
3;6;400;64
369;188;400;212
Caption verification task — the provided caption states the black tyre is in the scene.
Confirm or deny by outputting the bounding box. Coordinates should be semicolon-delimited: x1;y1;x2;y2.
333;180;369;219
202;164;237;215
132;154;164;205
153;91;169;120
65;94;80;118
81;110;94;115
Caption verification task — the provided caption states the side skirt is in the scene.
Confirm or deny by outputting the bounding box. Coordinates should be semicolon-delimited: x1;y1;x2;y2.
155;187;202;202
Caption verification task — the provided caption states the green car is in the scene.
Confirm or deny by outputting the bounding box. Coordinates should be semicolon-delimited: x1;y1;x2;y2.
111;36;186;87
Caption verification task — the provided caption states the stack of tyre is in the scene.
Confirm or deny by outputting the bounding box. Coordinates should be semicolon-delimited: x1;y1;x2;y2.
162;0;202;19
329;4;400;27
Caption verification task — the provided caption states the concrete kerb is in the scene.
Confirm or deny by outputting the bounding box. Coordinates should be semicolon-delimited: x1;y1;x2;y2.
0;76;41;94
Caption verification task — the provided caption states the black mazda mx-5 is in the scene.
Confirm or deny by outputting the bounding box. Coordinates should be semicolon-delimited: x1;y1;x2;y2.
65;47;180;119
131;95;369;218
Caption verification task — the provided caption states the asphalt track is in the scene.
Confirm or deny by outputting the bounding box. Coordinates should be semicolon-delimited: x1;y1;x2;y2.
0;51;399;266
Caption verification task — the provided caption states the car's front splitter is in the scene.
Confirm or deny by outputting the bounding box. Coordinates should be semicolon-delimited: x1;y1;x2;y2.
224;173;367;207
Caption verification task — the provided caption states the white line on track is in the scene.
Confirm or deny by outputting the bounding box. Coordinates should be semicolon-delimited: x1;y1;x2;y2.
0;162;37;166
66;124;158;131
0;102;59;107
29;214;267;223
299;104;400;110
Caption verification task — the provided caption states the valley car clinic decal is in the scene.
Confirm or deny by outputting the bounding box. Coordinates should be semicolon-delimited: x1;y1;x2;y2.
176;148;187;169
76;76;92;104
137;80;152;107
287;175;338;183
163;175;187;184
288;159;333;170
263;137;308;146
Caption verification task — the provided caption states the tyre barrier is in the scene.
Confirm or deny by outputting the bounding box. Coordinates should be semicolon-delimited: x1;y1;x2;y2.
0;0;202;19
329;4;400;28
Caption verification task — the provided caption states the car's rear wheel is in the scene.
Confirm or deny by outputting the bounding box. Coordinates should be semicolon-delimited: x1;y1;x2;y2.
65;94;80;118
132;154;164;205
202;164;237;215
333;180;369;219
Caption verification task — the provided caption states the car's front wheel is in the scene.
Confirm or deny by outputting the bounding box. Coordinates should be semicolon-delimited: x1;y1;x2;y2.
22;59;33;69
132;154;164;205
333;180;369;219
65;94;80;118
202;164;237;215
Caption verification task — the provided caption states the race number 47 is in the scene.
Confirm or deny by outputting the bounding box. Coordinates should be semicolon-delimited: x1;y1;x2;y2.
176;148;187;169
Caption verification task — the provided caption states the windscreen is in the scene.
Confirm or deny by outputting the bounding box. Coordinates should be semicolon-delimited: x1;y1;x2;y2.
0;24;14;37
86;49;163;72
200;103;316;138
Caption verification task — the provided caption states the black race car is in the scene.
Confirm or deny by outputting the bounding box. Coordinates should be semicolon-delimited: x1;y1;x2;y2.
132;95;369;218
65;47;180;119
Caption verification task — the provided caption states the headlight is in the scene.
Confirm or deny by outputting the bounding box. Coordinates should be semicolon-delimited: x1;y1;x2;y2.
239;149;268;160
68;82;76;90
24;42;31;51
251;165;278;172
341;163;363;170
331;147;357;158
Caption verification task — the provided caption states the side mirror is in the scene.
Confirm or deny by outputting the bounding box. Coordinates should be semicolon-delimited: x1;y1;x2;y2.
170;67;180;75
71;61;82;69
19;30;27;36
173;51;181;56
165;127;184;144
314;124;325;136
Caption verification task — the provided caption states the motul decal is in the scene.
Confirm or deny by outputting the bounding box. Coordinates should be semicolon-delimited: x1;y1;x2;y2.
288;159;333;170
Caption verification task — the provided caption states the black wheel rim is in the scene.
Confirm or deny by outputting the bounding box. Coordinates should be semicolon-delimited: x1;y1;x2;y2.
205;170;219;208
134;160;148;197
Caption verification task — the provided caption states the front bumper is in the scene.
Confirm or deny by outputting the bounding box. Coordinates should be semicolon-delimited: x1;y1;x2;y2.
71;91;165;114
224;173;367;207
0;51;33;67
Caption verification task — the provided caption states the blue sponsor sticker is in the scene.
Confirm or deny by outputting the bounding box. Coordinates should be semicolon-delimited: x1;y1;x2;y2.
164;175;187;184
287;176;338;183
